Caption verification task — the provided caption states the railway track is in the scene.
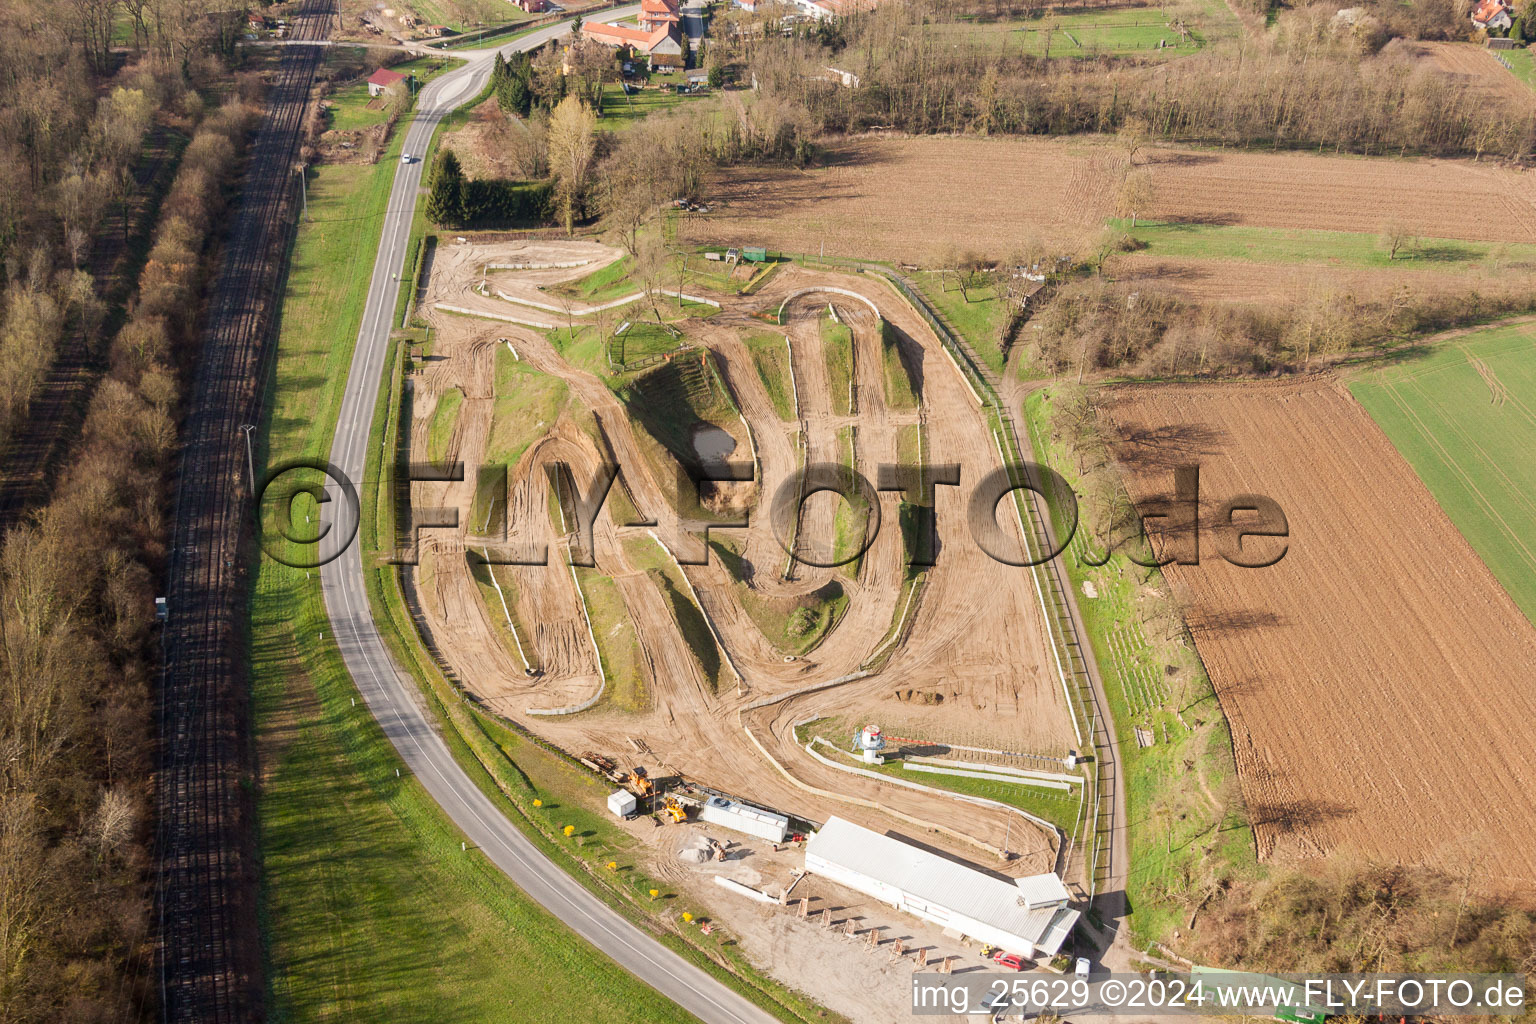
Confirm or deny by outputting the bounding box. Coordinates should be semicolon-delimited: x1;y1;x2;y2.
156;4;332;1021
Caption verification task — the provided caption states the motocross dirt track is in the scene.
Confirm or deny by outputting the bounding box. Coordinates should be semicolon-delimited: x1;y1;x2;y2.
407;240;1078;878
1100;378;1536;891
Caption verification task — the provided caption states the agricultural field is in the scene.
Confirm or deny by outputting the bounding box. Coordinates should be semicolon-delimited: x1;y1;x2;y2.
697;135;1536;266
1390;39;1536;103
1098;380;1536;890
1348;322;1536;624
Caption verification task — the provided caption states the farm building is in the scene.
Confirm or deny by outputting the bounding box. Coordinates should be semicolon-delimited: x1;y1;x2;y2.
581;21;681;59
697;796;789;842
1471;0;1513;30
367;67;407;97
804;817;1080;958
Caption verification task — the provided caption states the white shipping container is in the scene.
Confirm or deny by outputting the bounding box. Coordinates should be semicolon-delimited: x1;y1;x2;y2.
607;790;637;818
697;796;788;843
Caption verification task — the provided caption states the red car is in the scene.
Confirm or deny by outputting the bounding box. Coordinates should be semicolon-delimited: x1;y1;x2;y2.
990;950;1027;971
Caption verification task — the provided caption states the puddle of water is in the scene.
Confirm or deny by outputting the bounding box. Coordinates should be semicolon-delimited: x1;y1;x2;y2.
692;423;737;465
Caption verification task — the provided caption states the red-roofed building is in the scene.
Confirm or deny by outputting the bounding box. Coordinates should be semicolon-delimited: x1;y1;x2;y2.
367;67;407;96
1471;0;1513;30
639;0;681;31
582;21;683;59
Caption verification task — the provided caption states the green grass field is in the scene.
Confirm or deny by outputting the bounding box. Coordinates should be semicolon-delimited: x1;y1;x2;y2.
934;8;1200;59
599;83;690;127
486;344;569;469
574;566;649;711
1116;219;1536;271
1349;323;1536;624
255;129;699;1023
1497;44;1536;90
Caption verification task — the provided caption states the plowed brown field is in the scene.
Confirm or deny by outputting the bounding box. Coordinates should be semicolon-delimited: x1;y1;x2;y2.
1100;379;1536;891
697;135;1536;263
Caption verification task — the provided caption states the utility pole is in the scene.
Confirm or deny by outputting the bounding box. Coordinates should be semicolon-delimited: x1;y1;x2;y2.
239;424;258;498
298;165;308;219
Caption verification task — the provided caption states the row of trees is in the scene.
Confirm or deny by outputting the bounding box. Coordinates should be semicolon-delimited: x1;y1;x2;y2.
0;89;256;1024
704;0;1535;160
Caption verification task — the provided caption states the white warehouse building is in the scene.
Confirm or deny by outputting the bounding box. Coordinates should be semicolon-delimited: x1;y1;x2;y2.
803;817;1080;959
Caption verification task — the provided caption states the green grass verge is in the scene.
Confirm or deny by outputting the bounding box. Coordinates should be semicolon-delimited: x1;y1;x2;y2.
1114;219;1536;270
548;255;635;303
622;535;727;694
819;315;854;416
573;564;648;711
1348;323;1536;624
1022;386;1255;949
879;319;919;410
254;128;698;1023
908;271;1007;376
801;726;1083;833
745;331;795;421
426;385;463;464
830;426;867;578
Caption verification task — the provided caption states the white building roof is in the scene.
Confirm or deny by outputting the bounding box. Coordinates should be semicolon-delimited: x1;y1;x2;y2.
1015;872;1072;908
805;817;1078;954
701;796;787;827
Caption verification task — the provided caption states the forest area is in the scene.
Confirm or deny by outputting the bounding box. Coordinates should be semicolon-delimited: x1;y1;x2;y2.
0;1;256;1020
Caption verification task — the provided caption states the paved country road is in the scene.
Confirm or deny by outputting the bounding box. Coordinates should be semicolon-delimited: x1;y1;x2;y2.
315;12;782;1024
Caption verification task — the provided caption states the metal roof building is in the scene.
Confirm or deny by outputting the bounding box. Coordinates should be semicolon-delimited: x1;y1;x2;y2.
804;816;1080;958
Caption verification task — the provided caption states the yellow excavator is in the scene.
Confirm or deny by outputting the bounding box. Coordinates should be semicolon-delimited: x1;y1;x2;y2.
662;795;688;823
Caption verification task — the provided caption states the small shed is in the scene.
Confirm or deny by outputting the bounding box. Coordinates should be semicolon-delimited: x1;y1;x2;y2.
367;68;408;97
607;790;637;818
743;246;768;263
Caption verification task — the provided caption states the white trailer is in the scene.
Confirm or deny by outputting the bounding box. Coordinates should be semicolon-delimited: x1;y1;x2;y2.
696;796;788;843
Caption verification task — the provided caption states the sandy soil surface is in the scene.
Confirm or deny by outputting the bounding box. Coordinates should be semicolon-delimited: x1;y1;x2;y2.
696;134;1536;264
1141;146;1536;243
1099;379;1536;892
408;241;1077;887
1389;39;1536;109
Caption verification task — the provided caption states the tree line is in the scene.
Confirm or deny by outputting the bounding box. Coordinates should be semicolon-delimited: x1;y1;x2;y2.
0;5;260;1014
705;0;1535;160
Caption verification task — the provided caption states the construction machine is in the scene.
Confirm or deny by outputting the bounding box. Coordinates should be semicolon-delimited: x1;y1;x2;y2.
663;795;688;823
624;766;654;799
